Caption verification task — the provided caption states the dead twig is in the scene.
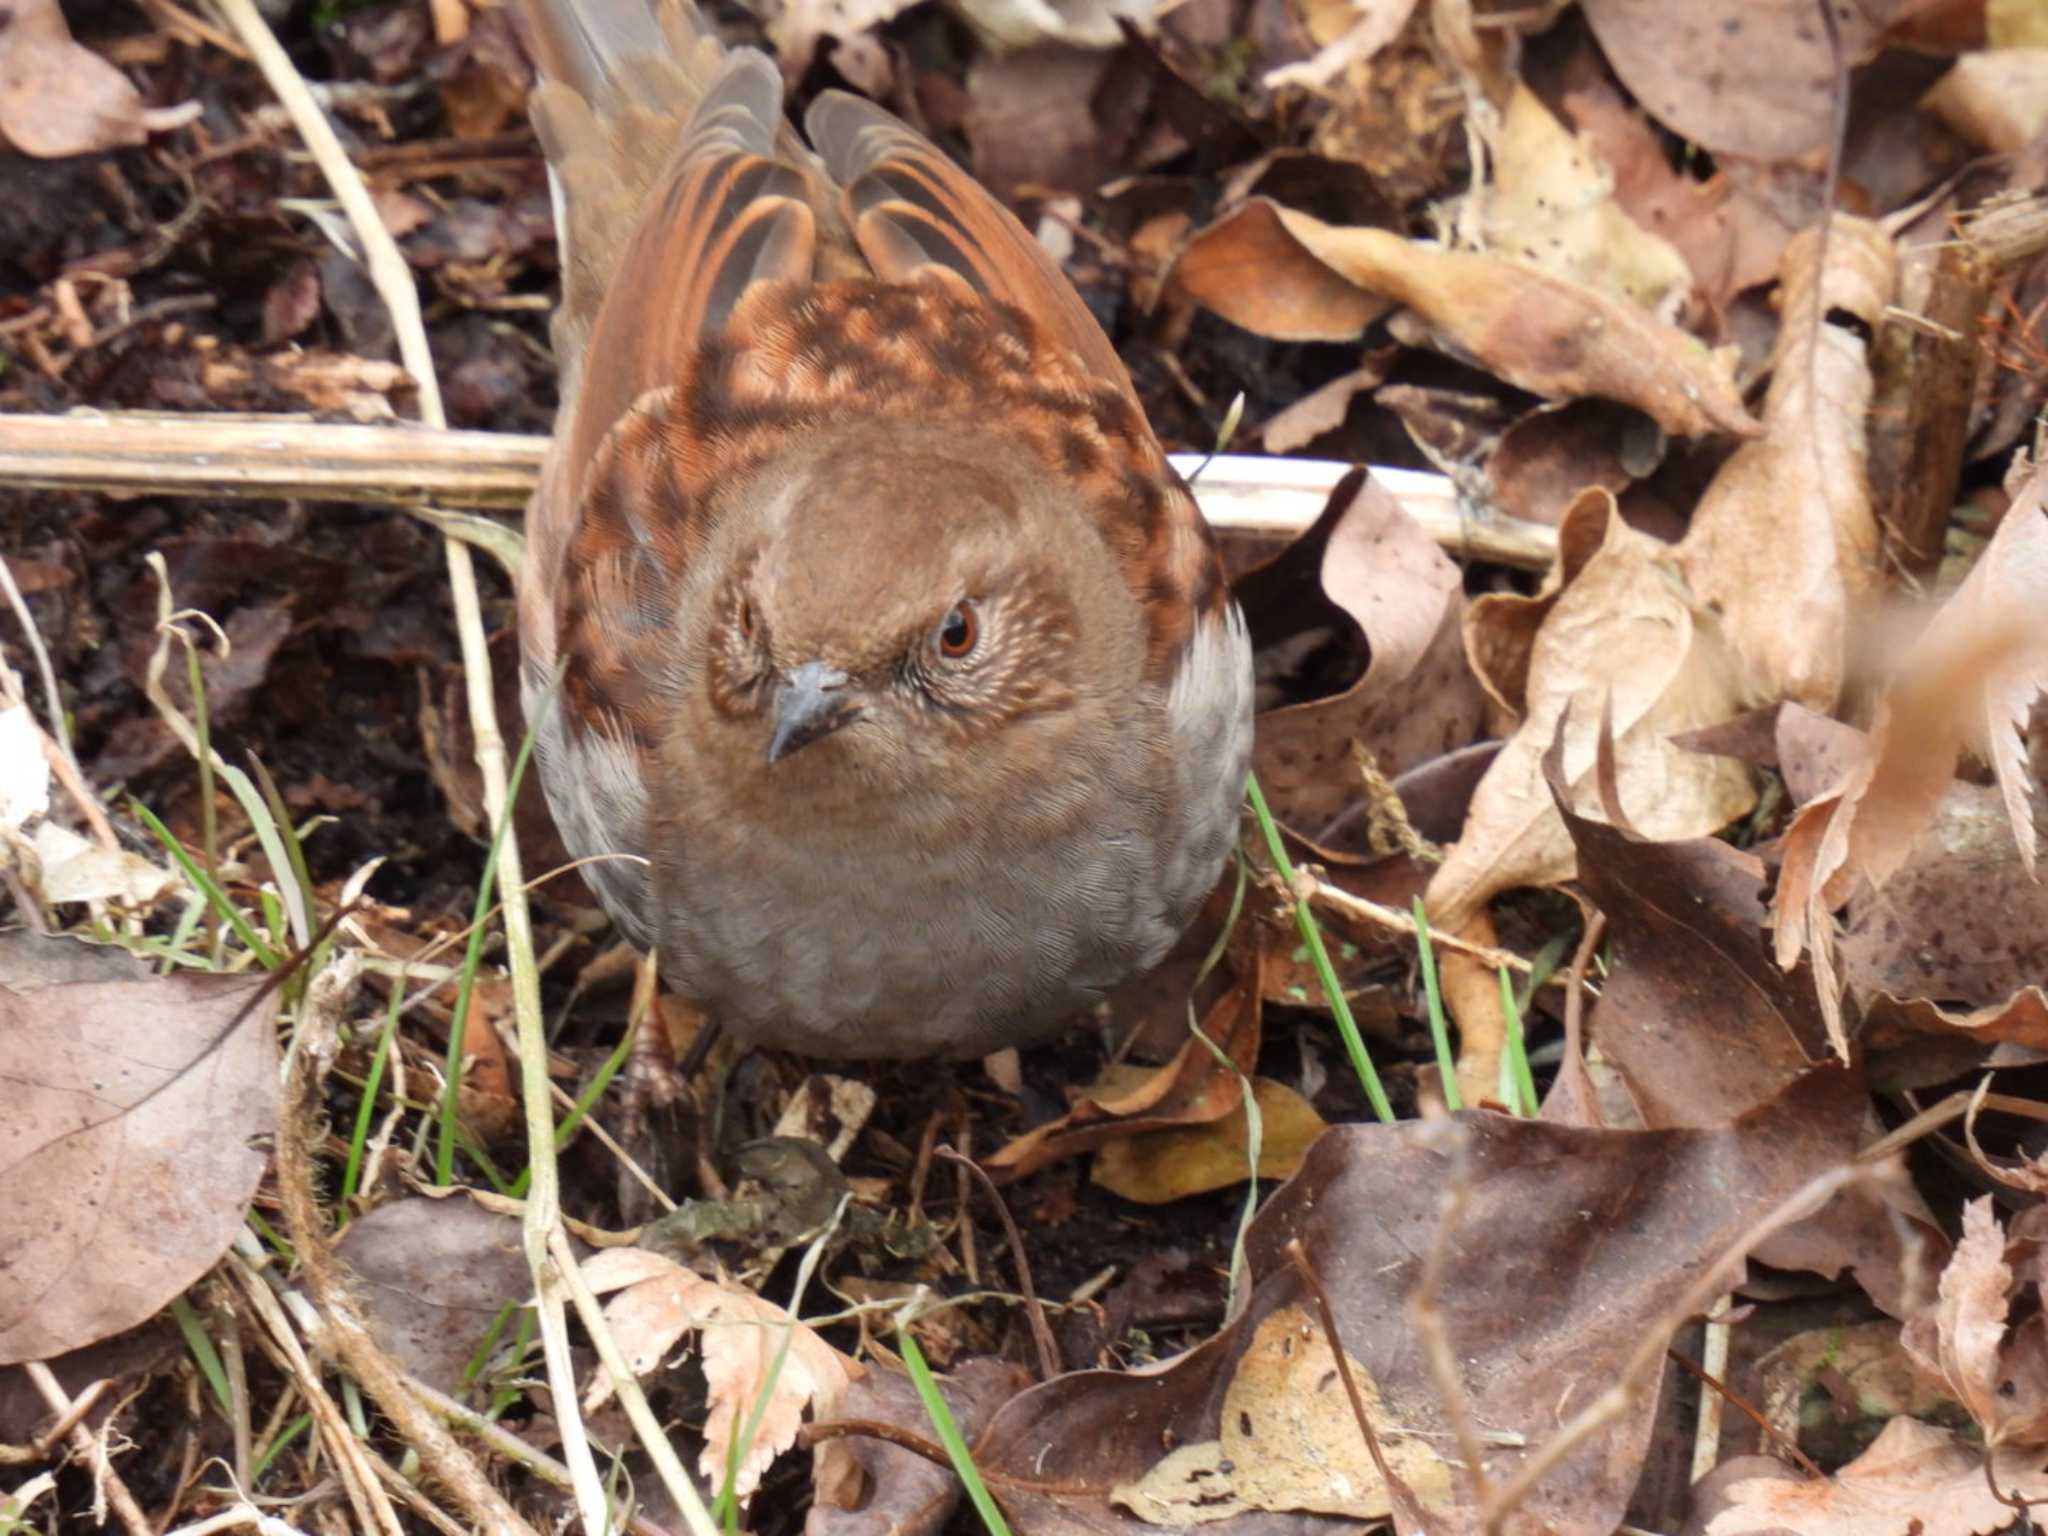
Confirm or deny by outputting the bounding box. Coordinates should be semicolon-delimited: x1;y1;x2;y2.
0;411;1560;572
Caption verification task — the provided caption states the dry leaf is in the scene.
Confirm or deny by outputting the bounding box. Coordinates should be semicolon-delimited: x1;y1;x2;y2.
1923;50;2048;153
1464;82;1693;319
1174;199;1758;437
1774;456;2048;1052
1248;471;1488;834
1426;488;1755;932
1678;217;1895;711
1112;1304;1452;1524
1169;200;1392;342
1090;1076;1328;1204
1580;0;1896;161
581;1247;859;1503
0;965;278;1364
0;0;150;158
986;977;1260;1180
1706;1415;2048;1536
1899;1198;2048;1447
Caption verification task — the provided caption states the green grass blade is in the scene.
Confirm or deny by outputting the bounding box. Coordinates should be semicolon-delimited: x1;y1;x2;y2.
902;1330;1012;1536
1244;773;1394;1122
132;800;279;969
1410;896;1460;1111
170;1294;232;1419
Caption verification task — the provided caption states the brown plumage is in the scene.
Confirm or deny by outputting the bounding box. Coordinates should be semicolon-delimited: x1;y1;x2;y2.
518;0;1252;1058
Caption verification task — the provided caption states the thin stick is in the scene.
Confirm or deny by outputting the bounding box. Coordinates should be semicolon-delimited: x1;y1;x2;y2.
1305;874;1537;975
204;4;616;1527
1285;1239;1398;1494
938;1146;1059;1382
22;1364;158;1536
0;412;1559;572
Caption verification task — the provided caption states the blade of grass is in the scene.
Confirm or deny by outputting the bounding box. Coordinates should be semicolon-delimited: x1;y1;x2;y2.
508;1016;636;1200
901;1327;1012;1536
1411;896;1461;1111
1498;966;1539;1117
339;977;405;1212
1245;772;1394;1122
435;723;540;1186
170;1295;233;1419
251;1411;311;1485
182;637;219;928
132;800;279;969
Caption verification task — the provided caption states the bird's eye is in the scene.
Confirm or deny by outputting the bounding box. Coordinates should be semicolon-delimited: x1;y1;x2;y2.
737;595;756;639
935;601;979;660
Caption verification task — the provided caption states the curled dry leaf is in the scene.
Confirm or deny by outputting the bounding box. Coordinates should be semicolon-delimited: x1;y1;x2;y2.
1425;488;1755;934
580;1246;860;1504
1677;217;1896;712
1249;470;1486;834
985;972;1259;1181
1168;199;1392;343
0;957;278;1364
1705;1415;2048;1536
0;0;151;158
1773;457;2048;1054
1900;1198;2048;1449
1170;199;1759;438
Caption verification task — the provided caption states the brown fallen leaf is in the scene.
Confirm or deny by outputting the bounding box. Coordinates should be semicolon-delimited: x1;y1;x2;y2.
0;0;150;159
1555;783;1943;1319
581;1246;860;1504
0;955;278;1364
1705;1415;2048;1536
974;1068;1868;1536
1460;81;1692;319
1168;199;1392;343
1425;487;1755;934
984;973;1260;1181
1579;0;1898;162
1111;1304;1452;1524
1171;198;1760;438
1090;1074;1328;1204
1900;1199;2048;1449
1841;776;2048;1016
335;1197;534;1396
1247;470;1487;834
1677;217;1895;711
805;1357;1032;1536
1773;455;2048;1054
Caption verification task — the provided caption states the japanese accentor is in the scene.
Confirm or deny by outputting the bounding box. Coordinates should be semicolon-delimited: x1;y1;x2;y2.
517;0;1252;1058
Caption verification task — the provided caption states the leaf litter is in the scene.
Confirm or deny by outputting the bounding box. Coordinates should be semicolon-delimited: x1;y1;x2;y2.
3;0;2048;1532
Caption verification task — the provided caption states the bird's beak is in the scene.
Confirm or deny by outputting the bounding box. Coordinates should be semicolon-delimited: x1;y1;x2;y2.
767;661;860;763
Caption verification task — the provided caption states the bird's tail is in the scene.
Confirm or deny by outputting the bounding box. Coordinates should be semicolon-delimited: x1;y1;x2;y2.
515;0;732;377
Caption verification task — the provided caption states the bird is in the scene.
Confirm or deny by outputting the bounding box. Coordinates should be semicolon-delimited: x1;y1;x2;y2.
515;0;1253;1059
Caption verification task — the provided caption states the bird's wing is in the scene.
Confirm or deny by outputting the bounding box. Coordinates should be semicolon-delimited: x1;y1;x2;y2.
804;90;1134;396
